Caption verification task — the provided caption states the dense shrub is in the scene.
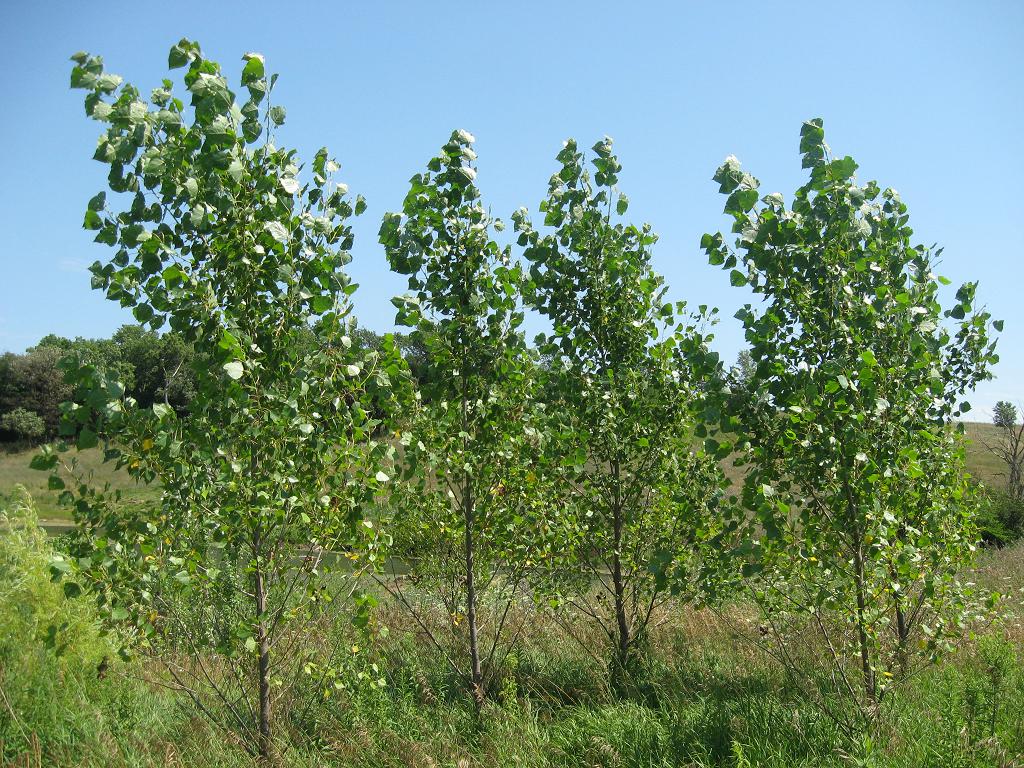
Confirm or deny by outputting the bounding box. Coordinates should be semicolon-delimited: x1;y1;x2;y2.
0;489;174;764
0;407;46;445
977;489;1024;545
0;347;71;438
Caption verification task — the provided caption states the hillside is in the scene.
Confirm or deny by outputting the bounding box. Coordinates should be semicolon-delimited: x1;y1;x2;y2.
1;422;1013;521
0;444;159;520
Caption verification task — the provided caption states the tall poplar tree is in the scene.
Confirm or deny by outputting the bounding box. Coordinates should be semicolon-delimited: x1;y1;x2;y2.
39;41;409;758
702;119;1000;728
380;130;556;707
514;138;725;688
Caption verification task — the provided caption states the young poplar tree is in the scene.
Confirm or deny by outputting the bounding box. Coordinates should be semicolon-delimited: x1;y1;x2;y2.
513;138;726;687
37;41;408;758
379;130;556;708
702;119;1000;728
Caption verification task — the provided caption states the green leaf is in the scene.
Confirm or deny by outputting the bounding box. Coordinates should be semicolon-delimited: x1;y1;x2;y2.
83;209;103;230
242;119;262;143
223;361;244;380
241;53;265;85
49;559;72;580
87;192;106;212
831;156;858;181
77;428;98;450
168;39;194;69
63;582;83;599
264;221;289;243
133;303;154;323
269;106;286;126
30;453;58;471
732;188;759;213
729;269;747;287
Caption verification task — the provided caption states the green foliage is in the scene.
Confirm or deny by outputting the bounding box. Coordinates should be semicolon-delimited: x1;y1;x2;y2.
1;496;1022;767
702;119;1001;726
513;136;727;680
0;407;46;443
976;489;1024;545
730;349;756;391
993;401;1017;430
0;489;177;765
0;326;200;447
4;41;1017;762
0;346;72;437
50;40;411;757
111;324;198;410
380;129;557;705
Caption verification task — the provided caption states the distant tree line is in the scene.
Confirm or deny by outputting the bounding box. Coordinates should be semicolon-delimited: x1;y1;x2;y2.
0;326;194;443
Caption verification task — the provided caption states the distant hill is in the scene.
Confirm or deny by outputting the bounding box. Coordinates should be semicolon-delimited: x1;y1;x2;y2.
962;421;1008;488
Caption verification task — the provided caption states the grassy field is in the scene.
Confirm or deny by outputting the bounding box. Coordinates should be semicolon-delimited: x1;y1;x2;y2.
1;422;1012;522
2;432;1023;766
963;421;1008;487
0;443;160;520
2;486;1022;767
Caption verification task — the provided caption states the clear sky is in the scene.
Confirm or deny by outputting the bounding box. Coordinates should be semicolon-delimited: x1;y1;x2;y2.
1;1;1021;415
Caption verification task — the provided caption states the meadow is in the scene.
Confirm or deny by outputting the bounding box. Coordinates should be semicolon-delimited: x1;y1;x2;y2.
2;423;1023;767
1;488;1022;768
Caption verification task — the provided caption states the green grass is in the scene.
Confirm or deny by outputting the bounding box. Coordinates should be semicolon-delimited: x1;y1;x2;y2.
962;421;1008;488
2;487;1023;767
0;444;159;520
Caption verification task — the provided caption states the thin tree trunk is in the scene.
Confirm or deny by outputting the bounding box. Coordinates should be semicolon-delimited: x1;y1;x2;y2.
253;534;272;759
892;524;910;677
844;479;876;708
463;478;483;709
610;459;631;673
894;596;909;676
852;542;875;705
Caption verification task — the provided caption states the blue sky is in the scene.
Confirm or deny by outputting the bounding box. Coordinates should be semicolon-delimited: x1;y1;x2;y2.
1;1;1021;415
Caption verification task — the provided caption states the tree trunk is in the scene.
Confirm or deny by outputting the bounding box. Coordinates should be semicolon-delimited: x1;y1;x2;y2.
894;597;909;676
891;522;910;678
463;479;484;709
844;479;876;708
612;524;630;664
851;527;876;707
253;540;272;759
610;460;631;681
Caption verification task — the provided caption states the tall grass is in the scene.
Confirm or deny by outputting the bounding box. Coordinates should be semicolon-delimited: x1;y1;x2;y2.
2;489;1022;767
